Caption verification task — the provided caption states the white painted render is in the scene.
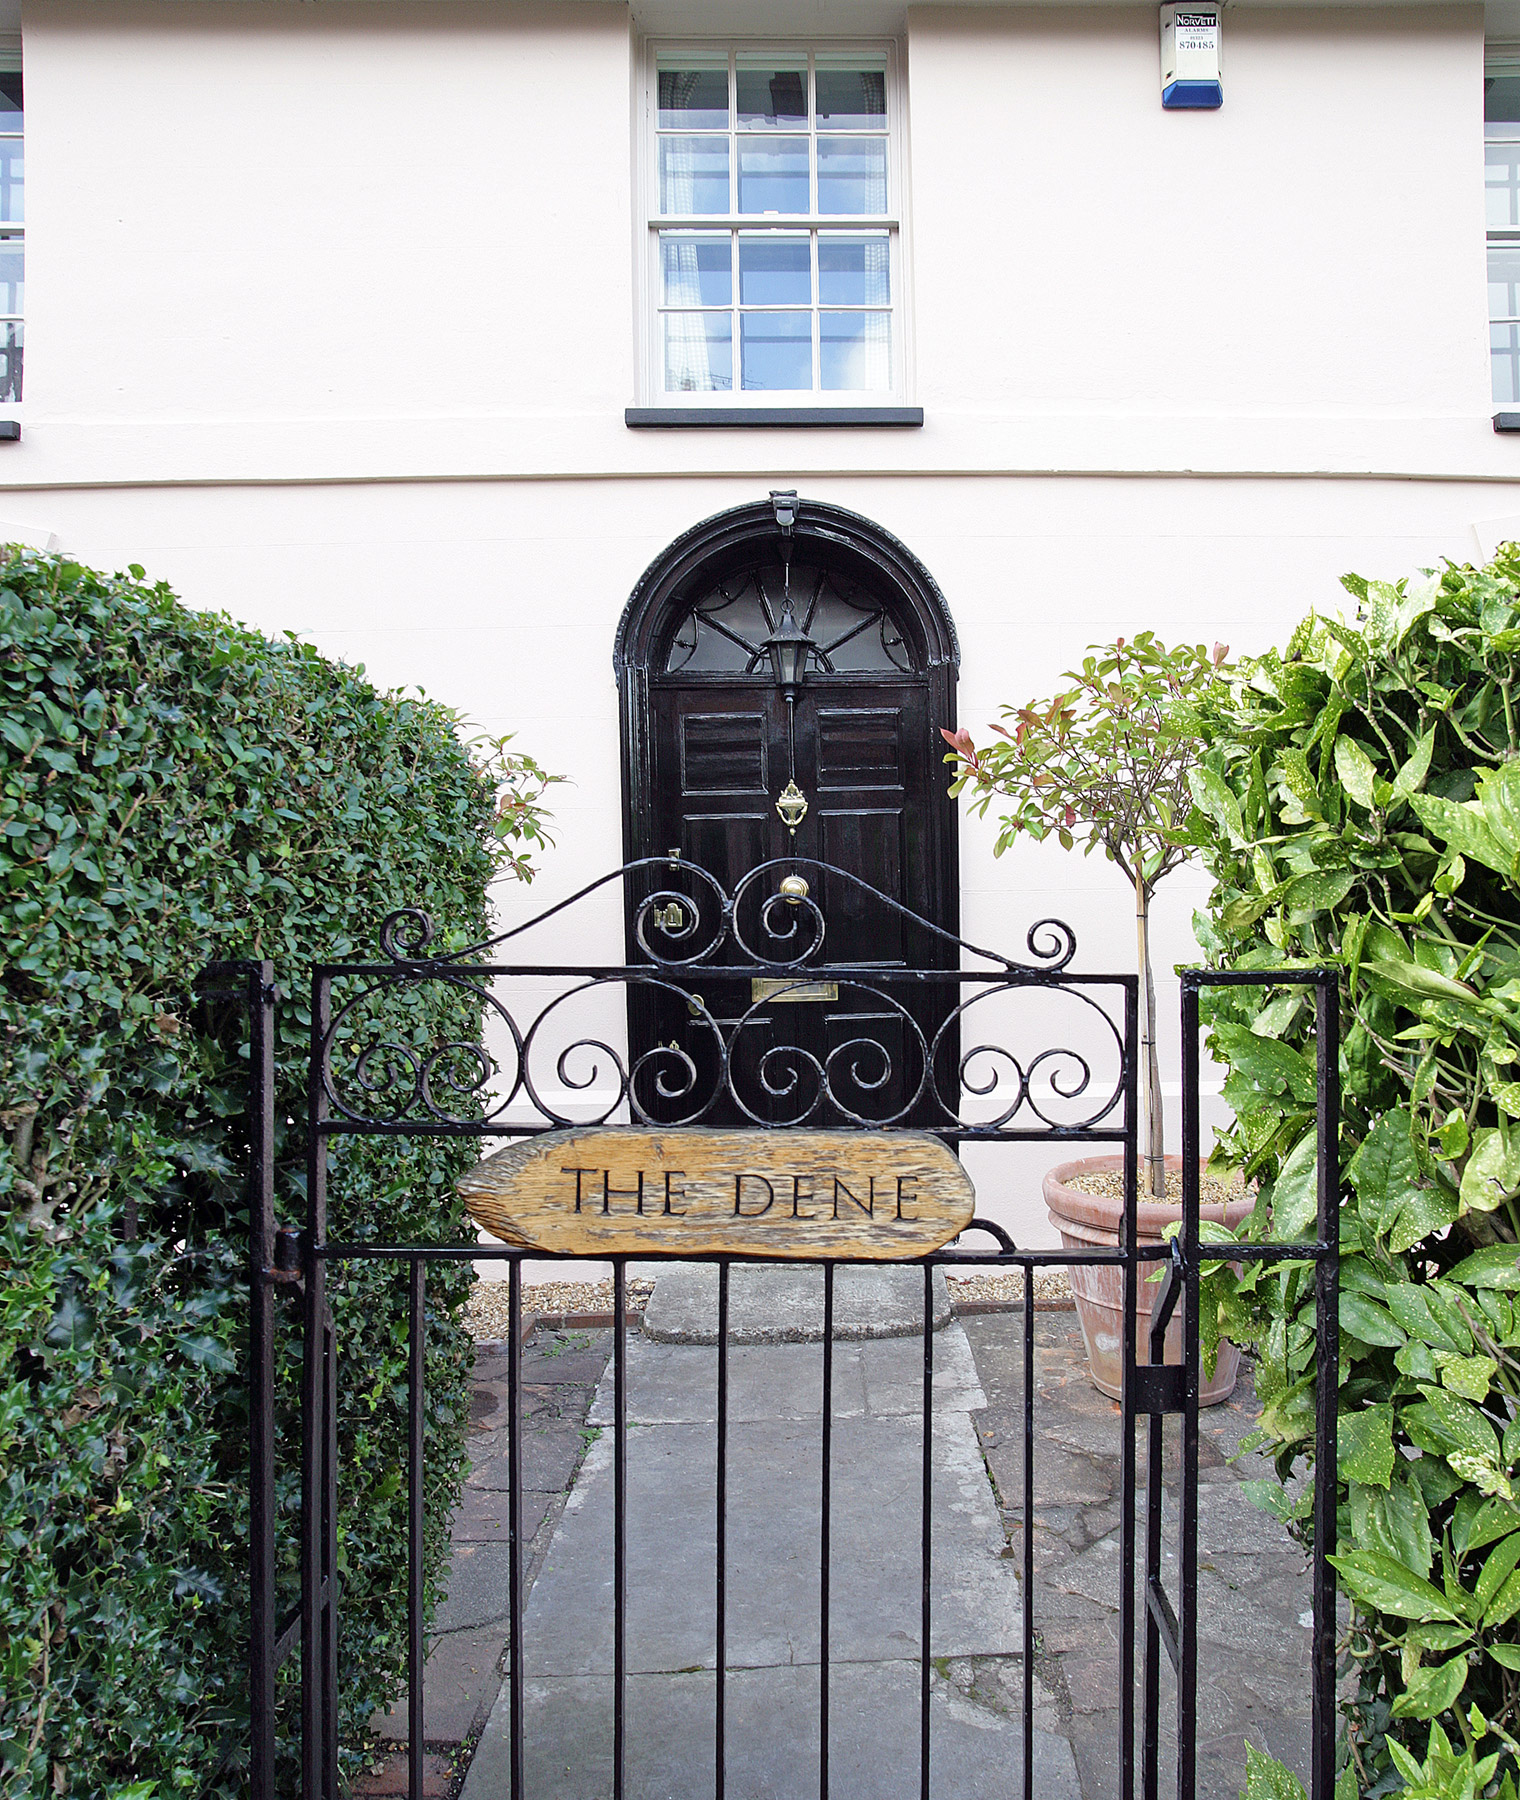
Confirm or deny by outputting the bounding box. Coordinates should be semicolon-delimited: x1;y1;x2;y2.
8;0;1519;1240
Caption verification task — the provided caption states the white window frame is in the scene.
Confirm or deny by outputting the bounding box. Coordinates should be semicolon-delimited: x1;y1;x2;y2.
636;38;911;410
0;35;20;407
1488;53;1520;405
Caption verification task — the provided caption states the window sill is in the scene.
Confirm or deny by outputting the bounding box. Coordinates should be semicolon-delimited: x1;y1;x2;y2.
625;405;923;429
1496;413;1520;433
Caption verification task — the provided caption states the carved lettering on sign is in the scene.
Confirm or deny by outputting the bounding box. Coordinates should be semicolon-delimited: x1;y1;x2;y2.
457;1128;976;1260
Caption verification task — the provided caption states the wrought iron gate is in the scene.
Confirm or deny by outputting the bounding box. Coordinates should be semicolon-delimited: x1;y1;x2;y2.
227;857;1341;1800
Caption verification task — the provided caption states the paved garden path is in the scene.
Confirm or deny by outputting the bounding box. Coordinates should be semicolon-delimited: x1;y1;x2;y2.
365;1289;1313;1800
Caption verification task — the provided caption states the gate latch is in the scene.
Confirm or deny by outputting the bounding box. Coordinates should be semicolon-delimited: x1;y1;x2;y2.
653;902;686;931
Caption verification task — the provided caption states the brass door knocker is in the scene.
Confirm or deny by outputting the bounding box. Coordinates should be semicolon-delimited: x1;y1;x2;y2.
776;781;809;833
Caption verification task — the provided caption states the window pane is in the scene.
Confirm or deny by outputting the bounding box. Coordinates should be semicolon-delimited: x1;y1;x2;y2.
658;65;729;131
741;311;811;388
736;61;807;130
1489;142;1520;231
0;71;20;134
819;235;890;305
1489;72;1520;123
662;233;732;306
739;236;810;305
1495;322;1520;405
660;136;730;215
1491;243;1520;317
665;314;733;392
818;137;886;214
815;67;886;130
0;241;22;316
737;137;809;213
820;311;890;390
0;320;21;403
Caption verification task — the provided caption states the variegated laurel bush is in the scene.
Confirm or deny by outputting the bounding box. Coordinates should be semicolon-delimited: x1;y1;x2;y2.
1183;547;1520;1793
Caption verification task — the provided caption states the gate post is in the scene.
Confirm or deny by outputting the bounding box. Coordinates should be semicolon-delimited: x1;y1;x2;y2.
302;973;339;1800
1173;970;1340;1800
196;959;280;1799
1310;977;1341;1800
245;961;278;1799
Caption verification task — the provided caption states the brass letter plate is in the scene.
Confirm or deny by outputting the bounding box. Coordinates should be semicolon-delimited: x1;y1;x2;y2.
750;978;839;1005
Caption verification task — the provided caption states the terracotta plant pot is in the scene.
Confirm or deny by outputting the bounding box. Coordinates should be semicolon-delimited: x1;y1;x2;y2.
1044;1154;1255;1407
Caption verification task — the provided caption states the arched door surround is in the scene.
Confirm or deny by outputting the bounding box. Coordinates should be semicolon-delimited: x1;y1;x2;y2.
614;495;960;1127
614;492;959;904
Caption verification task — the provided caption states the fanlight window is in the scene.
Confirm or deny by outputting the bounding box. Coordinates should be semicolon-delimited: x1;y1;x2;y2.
664;561;914;675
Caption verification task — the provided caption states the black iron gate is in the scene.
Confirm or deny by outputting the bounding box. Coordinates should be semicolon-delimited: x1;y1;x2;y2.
227;858;1341;1800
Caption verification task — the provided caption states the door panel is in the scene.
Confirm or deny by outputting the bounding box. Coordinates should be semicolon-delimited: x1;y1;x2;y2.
637;671;953;1127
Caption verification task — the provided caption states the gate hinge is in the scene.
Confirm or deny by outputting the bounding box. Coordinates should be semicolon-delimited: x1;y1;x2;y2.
1130;1363;1187;1415
262;1224;304;1286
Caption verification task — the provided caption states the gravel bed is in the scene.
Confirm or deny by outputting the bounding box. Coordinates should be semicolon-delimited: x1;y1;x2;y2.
466;1277;656;1340
464;1268;1070;1338
944;1268;1073;1307
1065;1168;1247;1205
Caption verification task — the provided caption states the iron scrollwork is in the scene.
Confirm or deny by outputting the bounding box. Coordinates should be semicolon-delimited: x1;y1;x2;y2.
318;856;1124;1137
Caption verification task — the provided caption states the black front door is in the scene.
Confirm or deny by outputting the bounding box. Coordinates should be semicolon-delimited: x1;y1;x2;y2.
623;542;959;1128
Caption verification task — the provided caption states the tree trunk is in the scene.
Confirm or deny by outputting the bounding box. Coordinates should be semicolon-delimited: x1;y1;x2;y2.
1135;868;1166;1200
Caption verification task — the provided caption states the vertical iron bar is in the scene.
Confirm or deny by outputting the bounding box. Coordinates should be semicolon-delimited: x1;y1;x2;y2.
301;975;331;1800
920;1262;934;1800
820;1262;834;1800
1178;980;1202;1800
1311;977;1341;1800
1142;1338;1164;1800
614;1259;628;1800
323;1302;338;1795
716;1261;730;1800
408;1260;426;1800
1119;976;1141;1800
1022;1264;1035;1800
508;1259;524;1800
247;963;277;1800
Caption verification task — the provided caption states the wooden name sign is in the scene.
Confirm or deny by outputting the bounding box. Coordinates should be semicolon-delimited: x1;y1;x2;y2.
458;1127;976;1260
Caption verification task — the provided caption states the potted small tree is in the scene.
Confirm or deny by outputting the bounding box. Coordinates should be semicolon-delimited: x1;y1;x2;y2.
942;632;1250;1402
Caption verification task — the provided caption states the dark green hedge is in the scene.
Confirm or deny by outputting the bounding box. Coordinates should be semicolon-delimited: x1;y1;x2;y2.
0;552;500;1795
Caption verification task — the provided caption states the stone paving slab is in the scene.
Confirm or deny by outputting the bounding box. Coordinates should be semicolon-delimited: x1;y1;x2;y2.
523;1409;1020;1676
586;1326;984;1426
958;1314;1315;1800
463;1662;1081;1800
642;1261;952;1343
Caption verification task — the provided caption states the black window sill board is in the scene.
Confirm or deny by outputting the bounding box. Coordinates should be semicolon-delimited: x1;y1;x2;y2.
626;406;923;429
1497;413;1520;432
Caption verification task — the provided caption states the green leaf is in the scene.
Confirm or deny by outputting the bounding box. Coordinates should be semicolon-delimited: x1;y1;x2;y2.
1461;1127;1520;1214
1266;1128;1321;1239
1362;955;1480;1006
1348;1109;1440;1249
1390;1654;1469;1720
1404;1386;1499;1461
1446;1244;1520;1289
1334;735;1379;809
1339;1291;1405;1347
1479;759;1520;858
1340;1404;1396;1487
1211;1025;1319;1106
1188;766;1247;848
1329;1548;1460;1620
1436;1352;1498;1403
1473;1529;1520;1615
1393;728;1437;801
1411;792;1514;879
1284;869;1357;923
1486;1642;1520;1670
1240;1744;1307;1800
1486;1565;1520;1628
